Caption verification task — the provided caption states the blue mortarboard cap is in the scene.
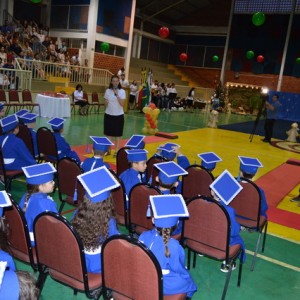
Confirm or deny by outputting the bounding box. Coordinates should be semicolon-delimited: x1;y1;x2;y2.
77;166;120;203
15;109;29;118
0;114;18;133
239;156;263;175
125;149;148;162
210;170;243;205
198;152;222;171
125;135;146;149
22;162;56;185
0;103;4;111
150;194;189;228
0;191;12;217
20;113;38;124
47;117;65;130
157;143;179;160
155;161;188;185
90;136;114;152
0;267;19;300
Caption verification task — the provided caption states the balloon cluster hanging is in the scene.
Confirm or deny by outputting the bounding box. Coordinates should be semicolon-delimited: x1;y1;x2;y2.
142;103;160;135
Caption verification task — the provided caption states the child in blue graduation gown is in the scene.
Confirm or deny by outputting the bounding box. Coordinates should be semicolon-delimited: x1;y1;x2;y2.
72;166;120;273
154;161;188;235
238;156;268;218
20;113;39;158
210;170;246;271
139;194;197;298
154;143;190;169
0;114;36;170
19;163;58;245
119;149;148;199
81;136;112;172
47;117;81;165
0;192;16;271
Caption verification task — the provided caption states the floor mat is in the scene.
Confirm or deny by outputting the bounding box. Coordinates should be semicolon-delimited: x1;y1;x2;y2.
255;161;300;230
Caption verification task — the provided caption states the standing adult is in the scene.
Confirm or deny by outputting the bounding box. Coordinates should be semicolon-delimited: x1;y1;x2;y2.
262;94;281;143
104;75;126;156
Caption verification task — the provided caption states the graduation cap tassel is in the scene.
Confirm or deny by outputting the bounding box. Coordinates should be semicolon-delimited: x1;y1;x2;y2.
146;204;151;218
73;181;78;203
86;144;91;154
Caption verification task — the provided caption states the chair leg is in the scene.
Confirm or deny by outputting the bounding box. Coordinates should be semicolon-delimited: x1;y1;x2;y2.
193;251;196;268
36;268;48;293
187;248;191;270
58;201;65;214
261;222;268;252
221;264;233;300
251;230;262;271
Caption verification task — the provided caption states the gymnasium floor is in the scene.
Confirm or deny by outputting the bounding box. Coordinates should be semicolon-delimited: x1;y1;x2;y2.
9;108;300;300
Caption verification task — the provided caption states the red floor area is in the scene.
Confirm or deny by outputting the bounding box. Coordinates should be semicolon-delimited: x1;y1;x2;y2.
255;161;300;230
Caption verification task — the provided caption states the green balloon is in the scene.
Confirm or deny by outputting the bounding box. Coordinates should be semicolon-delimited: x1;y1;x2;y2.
246;50;255;59
252;12;266;26
212;55;219;62
100;42;110;52
296;58;300;64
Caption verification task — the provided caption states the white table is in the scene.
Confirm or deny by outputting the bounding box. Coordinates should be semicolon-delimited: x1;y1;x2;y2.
35;93;71;118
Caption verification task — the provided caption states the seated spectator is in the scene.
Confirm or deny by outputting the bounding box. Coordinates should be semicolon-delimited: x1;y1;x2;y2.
73;84;89;115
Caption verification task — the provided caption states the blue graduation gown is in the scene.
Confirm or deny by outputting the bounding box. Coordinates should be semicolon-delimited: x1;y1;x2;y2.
0;250;16;271
220;201;246;262
139;229;197;297
119;168;143;197
29;128;38;158
258;187;268;218
53;132;81;164
19;192;58;245
84;218;120;273
81;157;110;173
0;133;36;170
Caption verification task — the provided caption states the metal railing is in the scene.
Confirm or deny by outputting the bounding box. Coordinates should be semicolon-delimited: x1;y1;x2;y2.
0;66;31;91
15;58;113;87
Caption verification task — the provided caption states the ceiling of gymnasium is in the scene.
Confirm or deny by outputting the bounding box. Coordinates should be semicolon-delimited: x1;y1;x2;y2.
135;0;232;27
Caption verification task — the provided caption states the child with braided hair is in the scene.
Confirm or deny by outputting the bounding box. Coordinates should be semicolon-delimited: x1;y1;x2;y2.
19;163;58;245
139;194;197;298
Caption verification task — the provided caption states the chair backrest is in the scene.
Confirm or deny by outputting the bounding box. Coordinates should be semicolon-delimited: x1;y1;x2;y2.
36;127;58;161
229;177;261;228
128;183;161;235
4;197;37;270
8;89;20;103
101;235;163;300
0;89;7;103
182;164;214;200
0;148;6;178
16;123;35;158
183;196;230;260
109;169;128;227
22;89;32;103
91;92;99;104
34;212;92;293
116;147;130;176
57;158;85;206
146;156;166;184
83;91;88;101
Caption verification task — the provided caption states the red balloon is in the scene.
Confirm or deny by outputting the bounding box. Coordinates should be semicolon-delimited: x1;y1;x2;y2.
257;55;264;63
180;53;188;62
158;26;170;39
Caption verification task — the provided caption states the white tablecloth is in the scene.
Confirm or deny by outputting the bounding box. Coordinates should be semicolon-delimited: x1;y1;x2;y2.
35;94;71;118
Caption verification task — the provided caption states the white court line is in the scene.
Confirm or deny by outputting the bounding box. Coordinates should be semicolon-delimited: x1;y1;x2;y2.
246;250;300;272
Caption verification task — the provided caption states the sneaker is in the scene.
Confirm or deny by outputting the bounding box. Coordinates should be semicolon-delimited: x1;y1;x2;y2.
290;196;300;202
220;261;236;273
